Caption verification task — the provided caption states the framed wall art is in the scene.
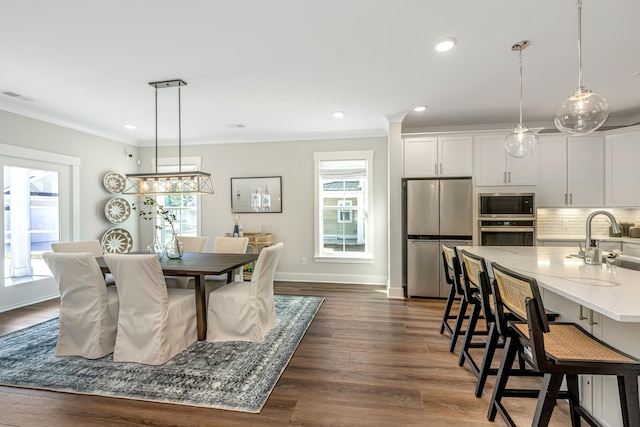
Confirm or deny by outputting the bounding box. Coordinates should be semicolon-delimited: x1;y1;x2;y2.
231;176;282;213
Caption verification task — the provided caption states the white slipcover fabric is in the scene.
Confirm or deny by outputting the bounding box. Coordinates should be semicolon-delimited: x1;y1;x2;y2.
165;236;210;289
203;237;250;295
104;254;197;365
42;252;118;359
206;242;283;343
51;239;116;286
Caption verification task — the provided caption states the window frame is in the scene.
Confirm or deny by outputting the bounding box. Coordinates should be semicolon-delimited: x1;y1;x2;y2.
313;150;374;264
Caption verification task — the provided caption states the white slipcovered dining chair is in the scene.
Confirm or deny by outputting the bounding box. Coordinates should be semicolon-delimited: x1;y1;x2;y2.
42;252;118;359
104;254;197;365
203;236;250;296
51;239;115;286
206;242;283;343
165;236;210;289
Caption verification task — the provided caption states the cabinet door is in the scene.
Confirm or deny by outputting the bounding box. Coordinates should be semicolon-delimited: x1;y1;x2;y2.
567;136;604;208
439;136;472;177
506;148;537;185
605;132;640;207
403;137;438;177
536;135;568;207
474;134;507;186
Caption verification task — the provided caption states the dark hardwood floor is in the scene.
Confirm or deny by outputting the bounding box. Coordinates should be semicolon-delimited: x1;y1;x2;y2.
0;282;571;426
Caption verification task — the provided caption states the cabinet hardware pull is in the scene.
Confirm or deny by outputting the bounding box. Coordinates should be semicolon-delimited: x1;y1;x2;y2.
579;305;586;321
570;193;573;205
508;172;511;182
439;163;443;174
589;309;598;326
565;193;568;205
434;163;437;175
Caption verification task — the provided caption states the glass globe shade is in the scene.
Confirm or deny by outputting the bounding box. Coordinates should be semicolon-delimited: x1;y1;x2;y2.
554;87;609;136
505;124;538;158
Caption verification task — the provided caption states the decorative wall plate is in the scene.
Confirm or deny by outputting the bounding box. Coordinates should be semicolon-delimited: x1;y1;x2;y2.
101;227;133;253
103;172;126;194
104;197;131;224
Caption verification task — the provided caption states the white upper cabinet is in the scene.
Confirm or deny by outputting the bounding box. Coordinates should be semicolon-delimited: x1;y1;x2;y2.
605;130;640;207
536;134;604;208
474;133;536;186
403;135;472;178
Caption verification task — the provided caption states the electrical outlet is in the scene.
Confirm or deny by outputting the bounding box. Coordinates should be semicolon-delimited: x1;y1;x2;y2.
301;257;307;265
563;219;569;229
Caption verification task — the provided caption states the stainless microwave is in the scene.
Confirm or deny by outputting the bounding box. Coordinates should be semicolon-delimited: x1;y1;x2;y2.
478;193;535;218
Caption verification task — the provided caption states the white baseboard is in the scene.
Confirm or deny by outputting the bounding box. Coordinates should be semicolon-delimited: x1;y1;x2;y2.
275;272;387;286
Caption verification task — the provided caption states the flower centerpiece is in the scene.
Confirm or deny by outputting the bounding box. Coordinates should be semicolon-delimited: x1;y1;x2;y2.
134;196;183;259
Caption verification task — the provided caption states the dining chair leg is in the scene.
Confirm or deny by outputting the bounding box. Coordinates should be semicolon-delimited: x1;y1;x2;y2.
532;372;564;427
488;335;519;423
449;298;468;353
440;284;457;335
618;373;640;427
475;321;499;397
458;301;481;367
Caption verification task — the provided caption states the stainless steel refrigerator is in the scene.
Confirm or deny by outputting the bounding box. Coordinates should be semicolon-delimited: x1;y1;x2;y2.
404;178;473;297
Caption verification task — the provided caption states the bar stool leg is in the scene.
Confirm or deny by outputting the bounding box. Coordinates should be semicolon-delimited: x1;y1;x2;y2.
449;298;468;353
488;335;519;422
565;374;581;427
618;373;640;427
458;301;481;367
475;321;499;397
440;284;456;335
532;372;564;427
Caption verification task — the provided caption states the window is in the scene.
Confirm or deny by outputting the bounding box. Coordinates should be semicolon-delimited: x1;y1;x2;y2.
154;158;202;243
314;151;373;262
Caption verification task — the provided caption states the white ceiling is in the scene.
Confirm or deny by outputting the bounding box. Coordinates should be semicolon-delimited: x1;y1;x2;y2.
1;0;640;146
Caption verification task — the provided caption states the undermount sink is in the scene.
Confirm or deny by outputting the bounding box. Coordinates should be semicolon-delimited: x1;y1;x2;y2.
613;258;640;271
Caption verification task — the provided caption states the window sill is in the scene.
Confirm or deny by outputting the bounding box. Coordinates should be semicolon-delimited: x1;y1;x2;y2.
313;255;373;264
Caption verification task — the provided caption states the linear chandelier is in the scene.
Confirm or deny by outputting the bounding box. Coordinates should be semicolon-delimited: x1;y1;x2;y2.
124;79;214;196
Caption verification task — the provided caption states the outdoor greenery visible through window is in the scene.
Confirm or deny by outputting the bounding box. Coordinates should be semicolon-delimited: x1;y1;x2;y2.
314;151;373;261
155;161;200;242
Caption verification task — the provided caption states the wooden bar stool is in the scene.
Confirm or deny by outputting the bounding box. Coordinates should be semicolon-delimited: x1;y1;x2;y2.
458;249;501;397
441;245;470;352
488;262;640;427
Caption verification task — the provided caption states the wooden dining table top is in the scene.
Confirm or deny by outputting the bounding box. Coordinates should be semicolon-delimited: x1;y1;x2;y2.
97;251;258;276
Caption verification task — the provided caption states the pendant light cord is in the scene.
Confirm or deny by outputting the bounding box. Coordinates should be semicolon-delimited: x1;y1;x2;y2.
518;49;523;126
154;85;158;174
577;0;583;88
178;84;182;173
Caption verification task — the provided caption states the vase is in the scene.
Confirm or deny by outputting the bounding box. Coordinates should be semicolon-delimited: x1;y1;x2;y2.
165;233;184;259
147;236;165;259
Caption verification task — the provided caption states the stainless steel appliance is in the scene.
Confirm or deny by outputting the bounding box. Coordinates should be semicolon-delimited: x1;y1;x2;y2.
404;178;473;297
478;193;535;246
478;193;534;218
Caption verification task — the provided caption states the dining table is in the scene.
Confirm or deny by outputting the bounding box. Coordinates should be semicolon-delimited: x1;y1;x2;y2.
98;252;258;341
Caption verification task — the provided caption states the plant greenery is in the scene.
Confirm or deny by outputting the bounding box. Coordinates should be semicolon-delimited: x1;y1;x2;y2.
133;196;177;234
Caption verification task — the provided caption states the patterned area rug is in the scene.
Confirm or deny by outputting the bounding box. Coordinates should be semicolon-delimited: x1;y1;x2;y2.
0;295;323;413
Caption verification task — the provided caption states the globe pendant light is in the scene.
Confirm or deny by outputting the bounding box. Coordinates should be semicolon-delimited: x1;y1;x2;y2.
554;0;609;135
505;40;538;158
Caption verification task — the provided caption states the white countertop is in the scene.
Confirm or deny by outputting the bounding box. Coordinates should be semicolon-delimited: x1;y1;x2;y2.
463;246;640;322
537;235;640;244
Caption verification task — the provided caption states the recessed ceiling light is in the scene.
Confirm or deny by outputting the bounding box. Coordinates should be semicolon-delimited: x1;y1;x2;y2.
414;105;427;112
434;37;457;53
123;123;137;130
332;111;345;118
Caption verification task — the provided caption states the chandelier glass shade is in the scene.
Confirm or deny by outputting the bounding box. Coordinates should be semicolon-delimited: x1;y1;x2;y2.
554;0;609;135
124;79;214;196
505;40;537;158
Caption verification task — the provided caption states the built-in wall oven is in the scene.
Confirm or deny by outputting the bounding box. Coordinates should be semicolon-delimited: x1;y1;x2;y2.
478;193;535;246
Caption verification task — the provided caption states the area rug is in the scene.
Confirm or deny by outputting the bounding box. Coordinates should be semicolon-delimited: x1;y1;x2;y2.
0;295;323;413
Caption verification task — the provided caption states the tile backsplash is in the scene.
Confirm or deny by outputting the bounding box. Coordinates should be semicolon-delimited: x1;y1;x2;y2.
537;208;640;237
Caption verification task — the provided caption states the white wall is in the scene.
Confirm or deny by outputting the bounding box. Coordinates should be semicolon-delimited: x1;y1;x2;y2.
134;137;389;285
0;110;140;243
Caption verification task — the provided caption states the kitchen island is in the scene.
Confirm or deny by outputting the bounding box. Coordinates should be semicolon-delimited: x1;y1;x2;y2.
464;246;640;427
